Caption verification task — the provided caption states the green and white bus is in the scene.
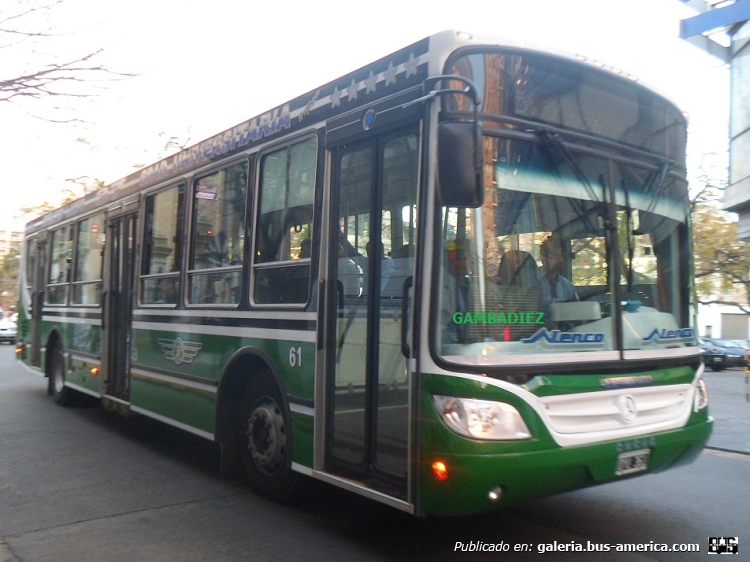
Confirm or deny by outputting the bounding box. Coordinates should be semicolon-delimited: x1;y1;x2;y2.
16;31;712;517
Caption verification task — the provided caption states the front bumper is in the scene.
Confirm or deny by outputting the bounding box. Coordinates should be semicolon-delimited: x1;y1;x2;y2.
418;416;712;517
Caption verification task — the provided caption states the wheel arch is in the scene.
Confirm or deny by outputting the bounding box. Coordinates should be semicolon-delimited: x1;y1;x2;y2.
214;346;289;450
44;327;64;379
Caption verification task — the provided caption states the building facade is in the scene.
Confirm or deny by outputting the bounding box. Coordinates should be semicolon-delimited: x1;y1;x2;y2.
680;1;750;238
0;214;23;256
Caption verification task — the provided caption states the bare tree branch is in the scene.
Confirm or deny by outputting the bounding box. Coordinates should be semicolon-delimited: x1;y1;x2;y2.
0;0;63;29
689;151;750;313
0;1;136;122
0;49;133;102
0;0;63;48
697;299;750;315
689;152;727;214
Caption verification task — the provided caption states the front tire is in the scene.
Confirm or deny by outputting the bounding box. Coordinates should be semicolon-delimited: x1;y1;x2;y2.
238;369;299;501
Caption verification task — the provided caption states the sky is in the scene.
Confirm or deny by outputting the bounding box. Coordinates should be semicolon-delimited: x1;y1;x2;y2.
0;0;730;224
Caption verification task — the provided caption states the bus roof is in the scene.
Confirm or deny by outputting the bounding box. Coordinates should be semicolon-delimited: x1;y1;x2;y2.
25;30;682;233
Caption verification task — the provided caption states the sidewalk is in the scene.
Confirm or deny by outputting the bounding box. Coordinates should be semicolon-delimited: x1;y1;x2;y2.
703;367;750;454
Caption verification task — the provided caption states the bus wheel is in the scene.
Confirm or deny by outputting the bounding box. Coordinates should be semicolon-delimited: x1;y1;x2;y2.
48;345;76;406
238;371;299;500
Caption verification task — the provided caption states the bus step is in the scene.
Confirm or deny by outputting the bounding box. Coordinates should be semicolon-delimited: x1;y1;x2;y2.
101;395;131;415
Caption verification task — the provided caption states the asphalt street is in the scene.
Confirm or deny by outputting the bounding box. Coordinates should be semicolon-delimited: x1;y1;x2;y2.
703;367;750;454
0;345;747;561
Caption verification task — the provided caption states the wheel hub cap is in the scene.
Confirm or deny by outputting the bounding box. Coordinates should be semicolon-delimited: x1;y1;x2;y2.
246;399;286;475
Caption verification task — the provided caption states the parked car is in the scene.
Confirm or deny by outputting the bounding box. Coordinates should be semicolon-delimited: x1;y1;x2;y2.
0;316;16;345
700;342;726;371
707;338;747;368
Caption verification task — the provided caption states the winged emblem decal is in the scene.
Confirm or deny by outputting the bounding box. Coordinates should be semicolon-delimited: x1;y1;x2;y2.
158;337;202;365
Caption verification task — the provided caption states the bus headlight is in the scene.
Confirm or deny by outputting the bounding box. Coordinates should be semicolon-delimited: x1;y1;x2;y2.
433;395;531;440
694;379;709;412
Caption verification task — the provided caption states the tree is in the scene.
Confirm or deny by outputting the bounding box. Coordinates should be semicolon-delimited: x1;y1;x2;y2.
1;0;131;121
0;241;21;312
16;128;190;220
689;151;727;214
693;206;750;312
18;175;104;219
690;152;750;312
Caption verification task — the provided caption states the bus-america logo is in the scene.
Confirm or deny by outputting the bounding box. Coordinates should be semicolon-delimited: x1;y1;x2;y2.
158;338;202;365
521;328;605;346
642;328;693;343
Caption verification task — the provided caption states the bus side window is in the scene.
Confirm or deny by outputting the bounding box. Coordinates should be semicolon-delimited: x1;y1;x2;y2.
46;225;73;305
140;184;185;305
188;163;247;306
72;213;105;305
253;137;317;305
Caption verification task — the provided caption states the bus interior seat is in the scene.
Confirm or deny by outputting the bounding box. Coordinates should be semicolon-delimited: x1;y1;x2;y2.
382;244;414;298
469;250;542;342
392;243;414;260
497;250;540;287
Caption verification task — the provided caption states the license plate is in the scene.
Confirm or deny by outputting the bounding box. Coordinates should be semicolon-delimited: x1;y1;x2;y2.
616;448;650;476
713;357;722;362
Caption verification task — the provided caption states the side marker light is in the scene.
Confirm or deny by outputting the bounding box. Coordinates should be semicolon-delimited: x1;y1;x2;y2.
431;460;449;482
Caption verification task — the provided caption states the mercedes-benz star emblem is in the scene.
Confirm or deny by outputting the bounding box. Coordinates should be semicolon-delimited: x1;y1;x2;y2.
617;395;638;423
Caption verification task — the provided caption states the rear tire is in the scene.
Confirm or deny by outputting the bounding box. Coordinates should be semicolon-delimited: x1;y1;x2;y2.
48;345;77;406
237;369;299;501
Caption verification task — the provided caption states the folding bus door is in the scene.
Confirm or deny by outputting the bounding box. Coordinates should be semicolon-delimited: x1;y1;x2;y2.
324;127;419;500
29;238;46;368
101;211;137;402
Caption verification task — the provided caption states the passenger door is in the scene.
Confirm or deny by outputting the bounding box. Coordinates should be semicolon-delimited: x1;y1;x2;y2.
324;127;419;499
101;211;137;401
29;239;46;367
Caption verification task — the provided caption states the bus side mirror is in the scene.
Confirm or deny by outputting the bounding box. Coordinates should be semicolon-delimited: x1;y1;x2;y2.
438;122;483;207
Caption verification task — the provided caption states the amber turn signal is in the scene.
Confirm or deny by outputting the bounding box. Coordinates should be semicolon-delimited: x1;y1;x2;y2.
431;460;449;482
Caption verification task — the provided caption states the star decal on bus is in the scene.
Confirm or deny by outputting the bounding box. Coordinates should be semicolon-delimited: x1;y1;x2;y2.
384;61;398;86
404;52;419;77
330;86;342;108
347;78;359;101
364;70;378;93
158;337;202;365
322;52;423;109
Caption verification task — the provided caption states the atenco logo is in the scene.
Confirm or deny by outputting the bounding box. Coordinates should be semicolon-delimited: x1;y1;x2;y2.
643;328;693;342
521;328;605;345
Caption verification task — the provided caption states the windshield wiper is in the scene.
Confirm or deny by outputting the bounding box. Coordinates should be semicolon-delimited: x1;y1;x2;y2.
598;173;624;353
536;130;602;204
633;161;671;234
624;181;634;292
536;130;606;235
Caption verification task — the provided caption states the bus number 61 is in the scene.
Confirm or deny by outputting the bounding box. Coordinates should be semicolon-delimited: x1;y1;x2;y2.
289;346;302;367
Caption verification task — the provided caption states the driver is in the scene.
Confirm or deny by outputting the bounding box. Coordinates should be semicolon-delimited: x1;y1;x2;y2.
539;235;579;310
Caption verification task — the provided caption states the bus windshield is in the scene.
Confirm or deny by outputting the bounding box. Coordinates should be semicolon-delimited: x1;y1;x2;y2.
444;50;686;162
436;136;694;365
